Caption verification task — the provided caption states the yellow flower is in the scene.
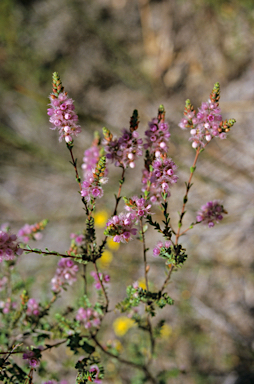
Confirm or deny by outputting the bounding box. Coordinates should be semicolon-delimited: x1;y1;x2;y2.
113;316;135;337
100;250;113;268
138;278;147;290
94;210;108;228
107;237;120;251
160;324;172;339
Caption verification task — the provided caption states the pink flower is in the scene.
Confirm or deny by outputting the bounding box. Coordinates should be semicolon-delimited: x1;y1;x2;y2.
196;200;226;228
103;128;143;169
90;271;110;290
70;233;85;246
18;220;47;243
26;298;40;316
0;298;17;314
153;240;171;257
51;258;79;292
0;230;23;263
23;350;40;368
144;118;170;157
48;79;81;142
81;156;108;204
105;212;138;243
142;157;178;204
76;307;101;329
124;196;152;219
89;364;102;383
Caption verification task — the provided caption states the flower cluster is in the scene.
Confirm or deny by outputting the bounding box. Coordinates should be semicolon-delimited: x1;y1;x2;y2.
104;212;137;243
26;298;40;316
82;143;100;179
22;350;41;368
51;258;79;292
196;200;226;228
47;73;81;143
153;240;172;257
144;117;170;157
142;156;178;204
67;233;85;256
124;196;152;219
0;231;23;263
0;298;17;314
103;127;143;169
76;307;101;329
18;219;48;243
91;271;110;290
178;83;236;148
81;156;108;203
70;233;85;246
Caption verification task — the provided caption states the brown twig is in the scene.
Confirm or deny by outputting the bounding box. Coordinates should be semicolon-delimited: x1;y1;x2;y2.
175;147;200;243
92;336;157;384
22;247;81;260
159;146;204;294
93;261;109;312
67;145;82;192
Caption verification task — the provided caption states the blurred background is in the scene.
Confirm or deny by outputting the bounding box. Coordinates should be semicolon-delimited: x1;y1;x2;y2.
0;0;254;383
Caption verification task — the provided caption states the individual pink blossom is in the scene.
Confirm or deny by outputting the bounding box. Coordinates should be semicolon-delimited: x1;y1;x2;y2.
26;298;40;316
153;240;171;257
196;200;226;228
103;128;143;169
90;271;110;290
23;350;40;368
142;156;178;204
48;92;81;143
89;364;102;383
144;118;170;157
124;196;152;219
0;230;23;263
76;307;101;329
51;258;79;292
104;212;138;243
70;233;85;246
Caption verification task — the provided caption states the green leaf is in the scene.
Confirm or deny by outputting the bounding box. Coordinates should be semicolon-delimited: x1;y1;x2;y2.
82;341;95;354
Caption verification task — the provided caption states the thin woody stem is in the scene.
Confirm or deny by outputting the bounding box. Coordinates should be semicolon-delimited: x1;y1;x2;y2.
0;340;67;356
113;167;125;215
175;147;200;243
159;145;204;294
99;167;126;253
94;260;109;312
179;222;199;237
22;248;81;260
92;336;157;384
67;145;82;192
140;218;155;360
140;218;148;290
